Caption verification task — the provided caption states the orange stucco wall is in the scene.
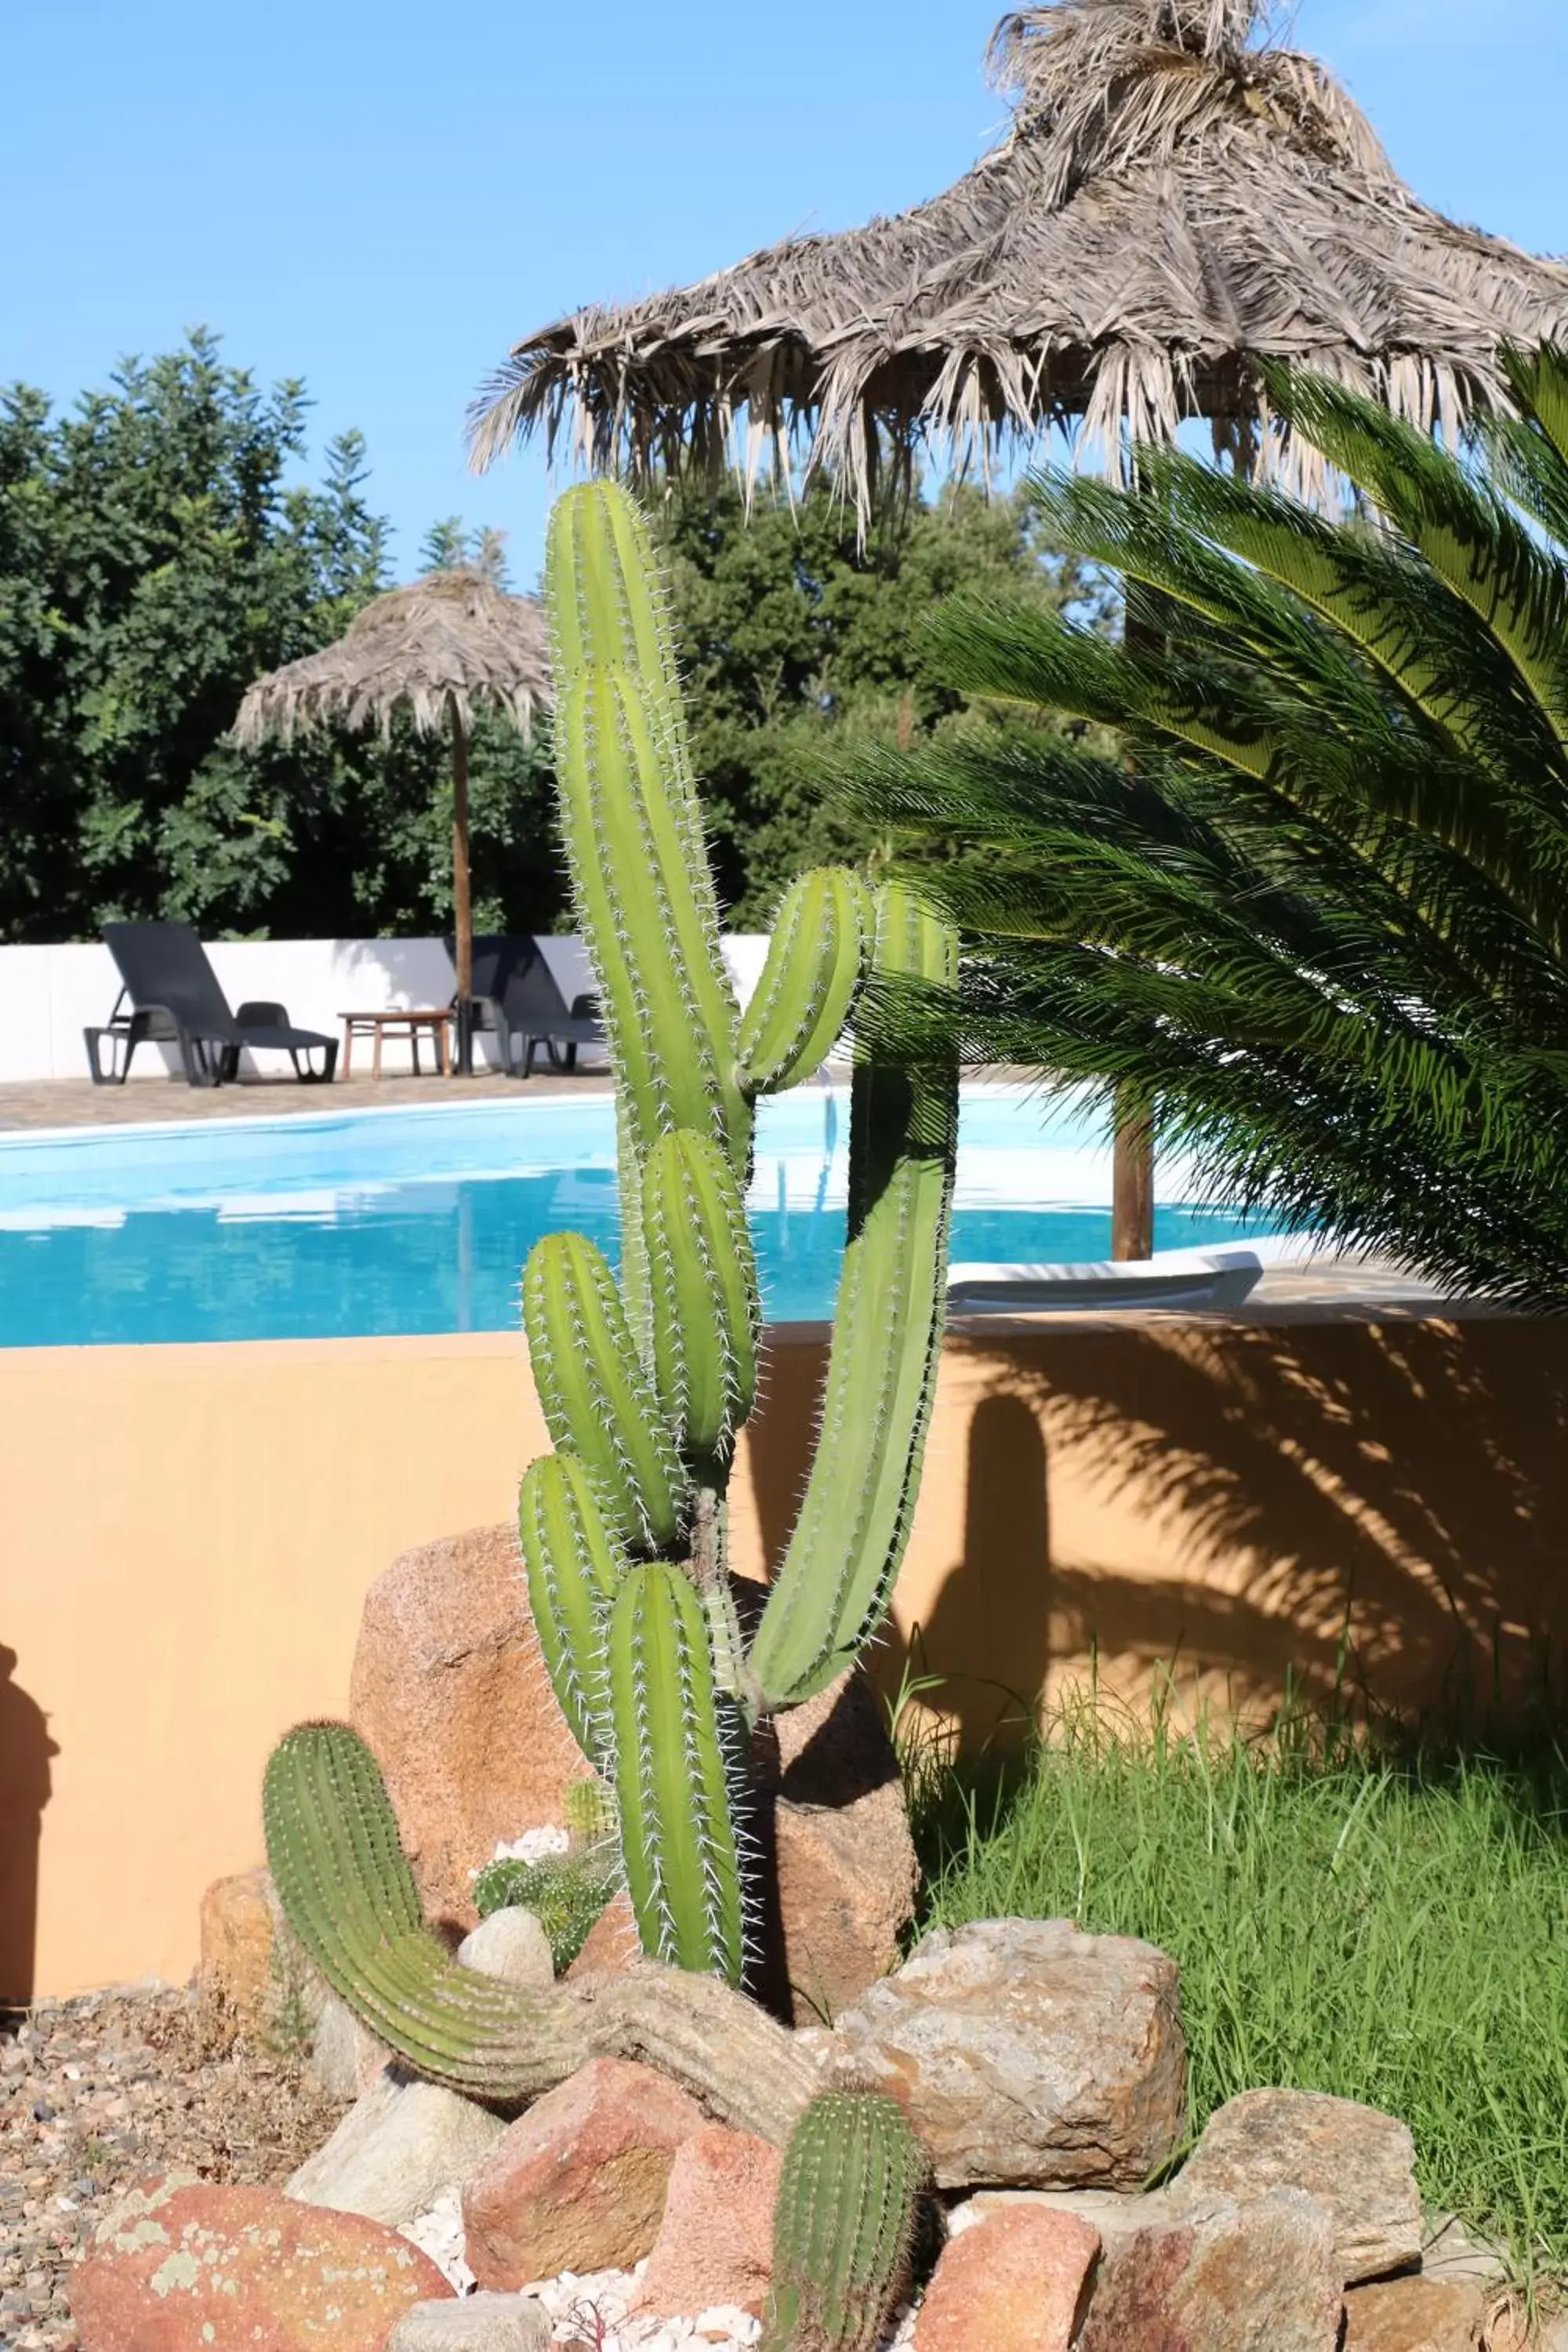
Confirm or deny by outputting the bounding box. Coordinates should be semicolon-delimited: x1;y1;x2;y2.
4;1312;1563;2001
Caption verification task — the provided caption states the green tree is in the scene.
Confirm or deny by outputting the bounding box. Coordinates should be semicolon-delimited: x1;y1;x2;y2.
844;352;1568;1307
0;332;564;943
651;473;1109;920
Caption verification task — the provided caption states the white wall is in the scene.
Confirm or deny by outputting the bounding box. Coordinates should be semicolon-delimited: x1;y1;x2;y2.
0;935;771;1083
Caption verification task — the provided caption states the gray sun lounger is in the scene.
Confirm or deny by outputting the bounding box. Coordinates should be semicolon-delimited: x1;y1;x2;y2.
85;921;339;1087
452;935;608;1079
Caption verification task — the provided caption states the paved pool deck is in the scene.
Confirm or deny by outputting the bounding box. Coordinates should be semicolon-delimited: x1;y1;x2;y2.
0;1069;613;1129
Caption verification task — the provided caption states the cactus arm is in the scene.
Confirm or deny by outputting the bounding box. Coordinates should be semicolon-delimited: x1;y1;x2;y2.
761;2092;927;2352
746;884;960;1709
263;1722;822;2136
523;1231;688;1552
737;867;875;1098
644;1130;760;1479
518;1454;627;1766
610;1563;749;1982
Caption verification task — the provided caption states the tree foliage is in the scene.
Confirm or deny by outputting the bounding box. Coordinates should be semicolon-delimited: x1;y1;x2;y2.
844;350;1568;1308
0;333;562;944
652;471;1109;921
0;335;1105;944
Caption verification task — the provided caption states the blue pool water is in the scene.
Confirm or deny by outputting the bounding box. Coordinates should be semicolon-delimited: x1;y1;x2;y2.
0;1087;1262;1348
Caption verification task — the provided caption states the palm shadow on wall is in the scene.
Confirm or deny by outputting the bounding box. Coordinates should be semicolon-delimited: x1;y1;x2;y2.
743;1316;1568;1755
992;1316;1568;1729
0;1646;56;2010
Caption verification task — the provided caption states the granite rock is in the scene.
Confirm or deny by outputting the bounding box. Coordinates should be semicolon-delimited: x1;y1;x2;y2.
1076;2187;1344;2352
350;1523;586;1932
914;2203;1100;2350
462;2057;706;2289
72;2173;450;2350
1174;2088;1421;2285
286;2064;504;2227
829;1917;1186;2189
632;2125;783;2322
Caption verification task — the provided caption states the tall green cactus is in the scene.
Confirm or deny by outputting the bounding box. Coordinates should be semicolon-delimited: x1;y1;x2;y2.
761;2091;927;2352
264;477;957;2035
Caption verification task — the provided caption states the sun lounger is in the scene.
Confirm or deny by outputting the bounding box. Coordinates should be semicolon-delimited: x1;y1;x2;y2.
455;935;608;1079
946;1246;1269;1314
85;922;338;1087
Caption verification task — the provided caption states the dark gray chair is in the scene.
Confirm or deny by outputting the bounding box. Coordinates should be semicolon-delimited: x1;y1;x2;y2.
453;935;608;1079
85;921;338;1087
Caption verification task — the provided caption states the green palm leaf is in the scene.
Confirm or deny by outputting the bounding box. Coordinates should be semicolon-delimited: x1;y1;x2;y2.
839;350;1568;1309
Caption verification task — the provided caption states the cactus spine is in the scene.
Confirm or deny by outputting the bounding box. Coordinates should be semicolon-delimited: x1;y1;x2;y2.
761;2092;927;2352
644;1129;760;1473
747;884;958;1707
263;474;958;2072
522;1232;688;1549
611;1562;748;1980
738;866;875;1097
517;1454;625;1764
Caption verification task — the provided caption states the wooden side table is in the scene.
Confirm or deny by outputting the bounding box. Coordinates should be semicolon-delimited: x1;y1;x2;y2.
339;1009;453;1079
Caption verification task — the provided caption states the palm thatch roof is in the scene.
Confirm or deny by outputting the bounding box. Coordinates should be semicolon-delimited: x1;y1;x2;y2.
472;0;1568;509
233;568;550;746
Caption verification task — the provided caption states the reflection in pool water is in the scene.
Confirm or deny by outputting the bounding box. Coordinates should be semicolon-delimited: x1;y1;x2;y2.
0;1087;1264;1348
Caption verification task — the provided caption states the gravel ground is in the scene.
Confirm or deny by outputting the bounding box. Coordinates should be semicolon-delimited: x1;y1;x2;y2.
0;1987;348;2350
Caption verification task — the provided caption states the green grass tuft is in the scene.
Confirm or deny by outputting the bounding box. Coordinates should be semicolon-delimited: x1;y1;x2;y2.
913;1691;1568;2284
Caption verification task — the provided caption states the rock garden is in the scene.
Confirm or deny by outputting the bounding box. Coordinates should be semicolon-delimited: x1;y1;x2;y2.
13;476;1568;2352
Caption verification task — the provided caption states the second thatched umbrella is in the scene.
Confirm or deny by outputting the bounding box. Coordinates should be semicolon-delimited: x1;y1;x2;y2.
234;568;551;1075
474;0;1568;1240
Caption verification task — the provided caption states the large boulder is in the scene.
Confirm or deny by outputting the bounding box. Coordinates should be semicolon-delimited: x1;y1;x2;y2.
285;2066;504;2227
757;1671;920;2026
915;2204;1101;2351
829;1918;1187;2190
350;1523;588;1933
632;2124;783;2321
461;2056;706;2289
1174;2089;1421;2285
71;2174;452;2350
1076;2187;1344;2352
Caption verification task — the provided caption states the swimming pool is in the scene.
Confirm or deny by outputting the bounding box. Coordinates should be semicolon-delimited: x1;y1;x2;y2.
0;1086;1264;1347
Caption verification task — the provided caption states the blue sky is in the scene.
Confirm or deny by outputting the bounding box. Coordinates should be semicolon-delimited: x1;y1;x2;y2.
5;0;1563;586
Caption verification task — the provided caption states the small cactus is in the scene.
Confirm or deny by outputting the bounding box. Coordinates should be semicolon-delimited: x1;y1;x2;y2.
761;2091;927;2352
563;1775;619;1850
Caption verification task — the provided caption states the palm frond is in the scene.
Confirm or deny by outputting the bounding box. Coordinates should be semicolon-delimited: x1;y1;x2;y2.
843;350;1568;1307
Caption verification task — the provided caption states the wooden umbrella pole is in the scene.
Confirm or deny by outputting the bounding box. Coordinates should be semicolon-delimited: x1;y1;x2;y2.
1111;1091;1154;1261
450;700;474;1077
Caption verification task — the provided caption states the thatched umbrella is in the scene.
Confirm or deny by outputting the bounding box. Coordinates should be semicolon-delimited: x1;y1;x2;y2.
472;0;1568;1243
235;569;551;1075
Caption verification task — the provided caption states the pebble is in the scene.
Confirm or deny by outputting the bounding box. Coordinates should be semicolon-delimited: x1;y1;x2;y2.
0;1985;348;2352
4;1992;921;2352
394;2201;920;2352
